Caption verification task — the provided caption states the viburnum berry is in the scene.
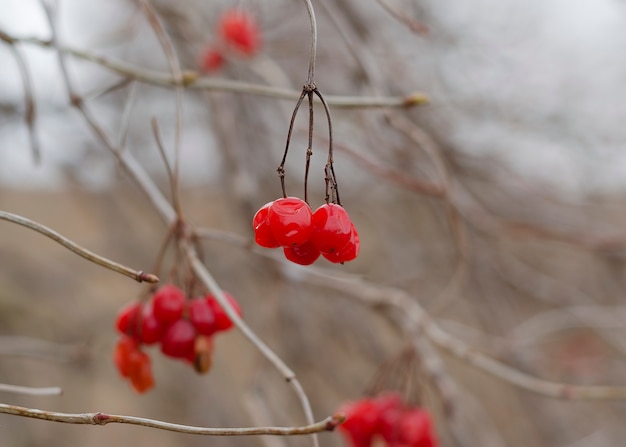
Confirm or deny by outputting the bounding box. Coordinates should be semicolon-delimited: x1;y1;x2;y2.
218;9;261;56
189;297;219;336
152;284;186;325
311;203;353;254
283;239;321;265
207;292;242;332
115;301;142;339
160;319;197;359
199;46;225;72
268;197;313;247
393;409;436;447
139;303;165;345
323;223;359;264
113;336;154;394
253;202;281;248
338;398;380;447
193;335;214;374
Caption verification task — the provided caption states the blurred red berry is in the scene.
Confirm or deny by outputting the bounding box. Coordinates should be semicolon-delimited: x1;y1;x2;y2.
115;301;142;339
218;9;261;56
189;297;219;336
207;292;242;332
199;46;225;72
160;319;196;359
152;284;186;325
338;398;379;447
113;336;154;394
139;303;165;345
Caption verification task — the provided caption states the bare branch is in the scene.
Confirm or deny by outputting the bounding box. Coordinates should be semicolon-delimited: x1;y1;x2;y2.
0;403;344;436
0;211;158;284
0;384;62;396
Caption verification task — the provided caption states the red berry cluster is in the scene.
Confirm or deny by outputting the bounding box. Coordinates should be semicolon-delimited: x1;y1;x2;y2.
253;197;359;265
199;8;261;73
113;284;242;393
338;392;437;447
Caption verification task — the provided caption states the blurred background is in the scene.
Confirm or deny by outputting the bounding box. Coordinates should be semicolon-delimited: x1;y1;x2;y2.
2;0;626;446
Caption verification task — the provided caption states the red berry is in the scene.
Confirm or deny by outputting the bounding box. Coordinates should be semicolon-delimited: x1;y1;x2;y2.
311;203;352;254
283;239;320;265
323;223;359;264
207;292;241;332
139;303;165;345
115;302;142;339
268;197;313;247
189;297;219;336
218;9;261;56
199;46;225;72
128;349;155;394
113;336;138;378
253;202;280;248
337;398;379;447
152;285;186;325
160;319;196;359
396;409;437;447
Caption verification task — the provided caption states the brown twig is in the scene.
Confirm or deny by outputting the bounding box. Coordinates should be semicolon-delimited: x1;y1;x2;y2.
0;403;344;436
0;211;158;284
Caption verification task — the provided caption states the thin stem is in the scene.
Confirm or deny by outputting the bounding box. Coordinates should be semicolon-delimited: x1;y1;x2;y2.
0;384;62;396
302;0;318;85
7;36;429;109
0;211;158;284
313;88;340;205
138;0;185;220
278;89;307;198
0;403;344;435
0;32;41;163
185;243;319;445
304;91;314;204
151;118;183;216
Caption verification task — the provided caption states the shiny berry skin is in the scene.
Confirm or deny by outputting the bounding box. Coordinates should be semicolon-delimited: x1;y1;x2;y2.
199;46;225;72
268;197;313;247
253;202;280;248
283;240;320;265
337;398;379;447
218;9;261;56
139;304;165;345
207;292;241;332
152;285;186;325
115;301;142;339
160;319;196;359
311;203;352;254
189;297;219;336
322;223;359;263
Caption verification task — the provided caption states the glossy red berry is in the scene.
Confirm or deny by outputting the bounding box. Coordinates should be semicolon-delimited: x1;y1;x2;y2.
253;202;280;248
152;285;186;325
218;9;261;56
189;297;219;336
207;292;241;332
311;203;352;254
115;301;142;339
160;319;196;359
338;398;379;447
199;46;225;72
283;239;321;265
322;223;359;263
268;197;313;247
